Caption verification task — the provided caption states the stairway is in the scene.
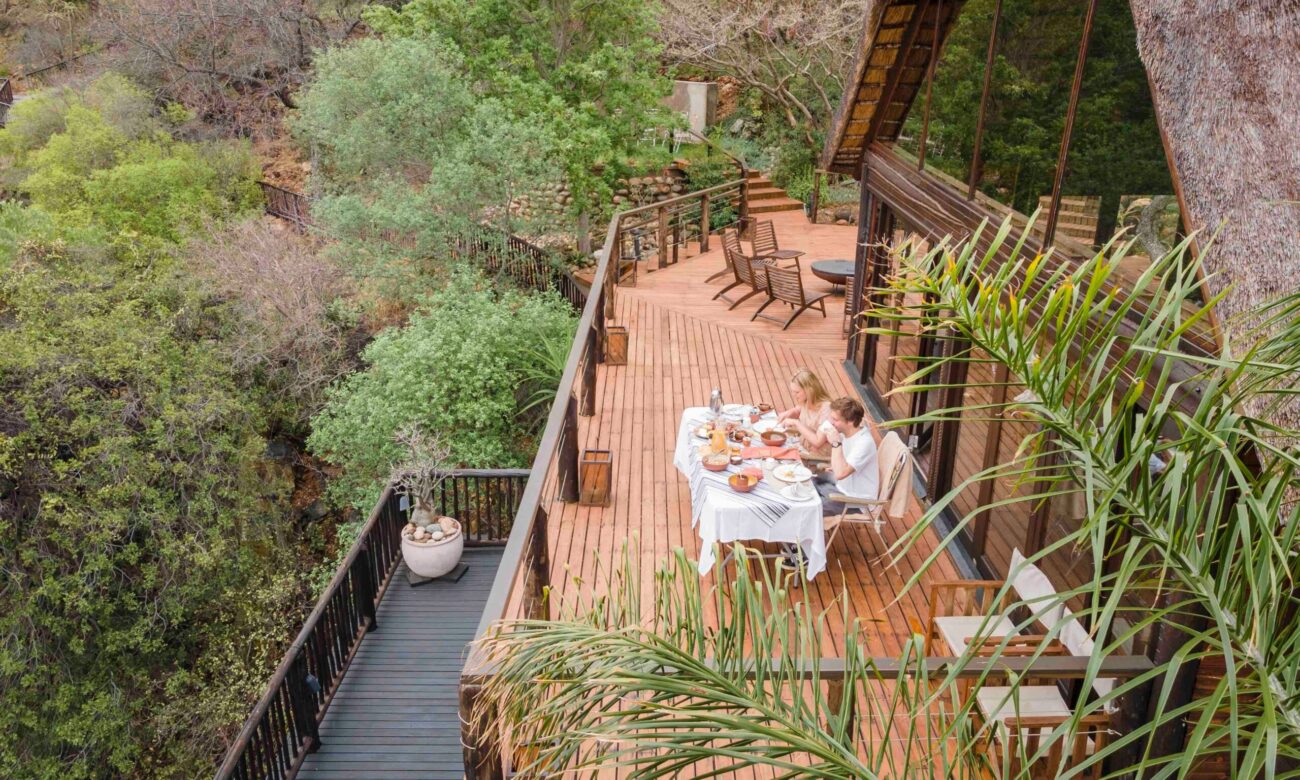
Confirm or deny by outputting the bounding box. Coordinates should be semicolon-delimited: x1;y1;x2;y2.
745;169;804;215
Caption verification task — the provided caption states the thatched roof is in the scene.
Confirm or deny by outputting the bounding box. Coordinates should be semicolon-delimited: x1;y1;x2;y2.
1129;1;1300;381
822;0;964;176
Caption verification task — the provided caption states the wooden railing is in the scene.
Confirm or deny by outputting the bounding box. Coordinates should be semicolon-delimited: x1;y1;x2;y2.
606;180;746;286
213;469;527;780
459;226;588;311
258;181;312;232
0;79;13;128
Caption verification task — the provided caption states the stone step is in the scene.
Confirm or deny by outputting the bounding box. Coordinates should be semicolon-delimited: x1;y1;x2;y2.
748;197;805;214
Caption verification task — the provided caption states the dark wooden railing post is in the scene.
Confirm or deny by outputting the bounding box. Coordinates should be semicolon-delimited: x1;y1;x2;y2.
460;679;505;780
738;180;750;236
529;506;551;621
559;395;580;502
810;170;822;224
580;326;597;417
288;649;321;754
826;679;857;744
356;538;378;631
594;287;607;364
657;206;669;269
699;194;711;251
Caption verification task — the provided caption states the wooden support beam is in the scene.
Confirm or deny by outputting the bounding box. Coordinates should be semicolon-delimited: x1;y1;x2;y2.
968;0;1004;200
1043;0;1100;246
558;395;580;502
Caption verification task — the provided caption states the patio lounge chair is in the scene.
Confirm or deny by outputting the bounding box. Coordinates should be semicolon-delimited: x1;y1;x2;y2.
751;263;829;329
715;231;772;310
752;220;805;264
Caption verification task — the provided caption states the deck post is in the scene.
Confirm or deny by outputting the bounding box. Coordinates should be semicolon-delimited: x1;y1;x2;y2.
559;395;580;502
595;286;607;364
848;160;872;362
657;206;669;269
356;538;377;632
826;679;857;744
810;170;822;224
699;194;711;251
460;679;505;780
288;650;321;754
529;506;551;621
581;325;597;416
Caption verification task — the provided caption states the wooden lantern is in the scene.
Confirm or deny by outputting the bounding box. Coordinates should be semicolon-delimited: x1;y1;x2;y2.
579;449;613;506
605;325;629;366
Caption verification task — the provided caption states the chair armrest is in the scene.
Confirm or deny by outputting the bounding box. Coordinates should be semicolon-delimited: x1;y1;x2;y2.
827;493;886;507
971;635;1068;657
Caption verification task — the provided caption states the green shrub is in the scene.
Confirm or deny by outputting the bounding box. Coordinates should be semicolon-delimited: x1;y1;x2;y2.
308;271;578;511
0;220;309;778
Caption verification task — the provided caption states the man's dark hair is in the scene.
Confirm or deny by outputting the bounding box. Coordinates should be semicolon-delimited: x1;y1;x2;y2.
830;396;865;427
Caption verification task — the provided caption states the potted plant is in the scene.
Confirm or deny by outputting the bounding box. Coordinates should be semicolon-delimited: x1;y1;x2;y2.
391;426;464;579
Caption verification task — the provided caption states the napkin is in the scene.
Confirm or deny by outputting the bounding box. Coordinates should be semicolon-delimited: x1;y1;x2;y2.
741;446;801;460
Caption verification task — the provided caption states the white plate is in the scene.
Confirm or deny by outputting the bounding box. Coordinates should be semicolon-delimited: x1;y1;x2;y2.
753;419;785;434
781;484;815;501
722;403;750;416
773;464;812;483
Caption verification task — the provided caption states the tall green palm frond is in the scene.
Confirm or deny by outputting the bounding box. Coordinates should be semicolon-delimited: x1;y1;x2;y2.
472;545;984;778
870;218;1300;777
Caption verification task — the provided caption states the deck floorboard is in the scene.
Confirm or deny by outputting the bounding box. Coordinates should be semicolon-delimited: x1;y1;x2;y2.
298;548;503;780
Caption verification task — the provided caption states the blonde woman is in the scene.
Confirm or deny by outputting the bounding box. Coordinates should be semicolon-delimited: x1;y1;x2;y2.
776;368;833;456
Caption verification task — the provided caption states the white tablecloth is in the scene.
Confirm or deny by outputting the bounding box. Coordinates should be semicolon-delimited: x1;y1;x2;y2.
673;407;828;580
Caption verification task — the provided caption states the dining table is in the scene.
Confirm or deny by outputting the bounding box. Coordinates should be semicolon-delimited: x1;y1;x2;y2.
673;406;829;580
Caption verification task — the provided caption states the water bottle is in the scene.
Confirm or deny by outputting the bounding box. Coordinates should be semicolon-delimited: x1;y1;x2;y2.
709;388;723;419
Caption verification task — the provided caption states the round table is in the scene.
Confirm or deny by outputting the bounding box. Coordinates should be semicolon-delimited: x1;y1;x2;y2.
810;259;854;293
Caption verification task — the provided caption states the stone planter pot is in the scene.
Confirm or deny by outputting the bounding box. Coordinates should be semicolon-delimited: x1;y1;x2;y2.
401;515;464;579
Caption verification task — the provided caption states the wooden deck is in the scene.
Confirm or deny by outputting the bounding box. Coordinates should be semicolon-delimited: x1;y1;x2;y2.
298;549;504;780
536;211;965;653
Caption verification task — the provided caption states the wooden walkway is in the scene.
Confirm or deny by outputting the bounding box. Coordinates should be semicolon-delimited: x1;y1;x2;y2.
298;548;503;780
539;211;964;655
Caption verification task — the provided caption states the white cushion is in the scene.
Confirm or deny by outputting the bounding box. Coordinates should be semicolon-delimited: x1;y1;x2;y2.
976;685;1072;743
1010;548;1064;629
934;615;1017;656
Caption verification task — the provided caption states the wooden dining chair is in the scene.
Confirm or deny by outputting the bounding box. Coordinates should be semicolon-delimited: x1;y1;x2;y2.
752;220;805;264
751;263;828;329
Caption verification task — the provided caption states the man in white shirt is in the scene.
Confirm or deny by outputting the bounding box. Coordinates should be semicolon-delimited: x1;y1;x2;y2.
817;396;879;515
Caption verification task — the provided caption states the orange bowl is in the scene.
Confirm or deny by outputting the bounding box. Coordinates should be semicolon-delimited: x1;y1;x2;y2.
702;453;730;472
760;430;787;446
729;473;758;493
756;403;774;414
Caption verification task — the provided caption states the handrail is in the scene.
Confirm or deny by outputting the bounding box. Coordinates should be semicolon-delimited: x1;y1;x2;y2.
685;129;747;179
257;181;312;232
214;469;529;779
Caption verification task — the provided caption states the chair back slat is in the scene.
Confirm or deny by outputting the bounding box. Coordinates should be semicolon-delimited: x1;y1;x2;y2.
764;264;805;304
753;220;778;257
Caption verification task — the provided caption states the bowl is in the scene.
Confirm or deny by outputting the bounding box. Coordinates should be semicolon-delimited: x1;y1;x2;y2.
702;453;730;472
728;429;747;443
729;473;758;493
760;430;788;446
756;403;774;414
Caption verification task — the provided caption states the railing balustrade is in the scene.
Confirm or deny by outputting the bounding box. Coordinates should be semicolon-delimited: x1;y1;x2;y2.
458;226;588;311
257;182;313;232
213;470;527;780
0;78;13;128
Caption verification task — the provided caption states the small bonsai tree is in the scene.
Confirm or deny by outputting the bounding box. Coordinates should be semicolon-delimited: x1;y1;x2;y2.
389;424;453;520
